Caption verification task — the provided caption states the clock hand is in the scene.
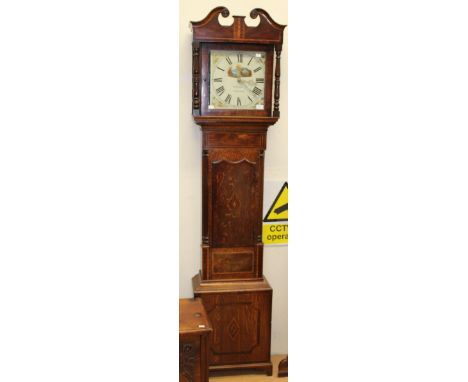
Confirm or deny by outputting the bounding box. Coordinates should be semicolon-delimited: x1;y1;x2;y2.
237;78;255;94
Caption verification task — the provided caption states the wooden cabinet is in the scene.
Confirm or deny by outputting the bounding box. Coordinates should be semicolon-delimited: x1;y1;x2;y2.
179;298;212;382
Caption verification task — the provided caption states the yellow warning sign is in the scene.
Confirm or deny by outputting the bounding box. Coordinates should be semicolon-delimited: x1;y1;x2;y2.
263;182;288;245
263;223;288;244
264;182;288;222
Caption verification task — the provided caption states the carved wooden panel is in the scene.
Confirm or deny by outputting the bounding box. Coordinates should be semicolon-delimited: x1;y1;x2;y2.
212;159;257;247
179;341;199;382
201;290;272;366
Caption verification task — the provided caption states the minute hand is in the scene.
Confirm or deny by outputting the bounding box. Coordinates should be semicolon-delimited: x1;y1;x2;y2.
237;78;256;94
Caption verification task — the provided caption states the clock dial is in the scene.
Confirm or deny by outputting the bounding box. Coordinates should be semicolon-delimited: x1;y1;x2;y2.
209;50;266;110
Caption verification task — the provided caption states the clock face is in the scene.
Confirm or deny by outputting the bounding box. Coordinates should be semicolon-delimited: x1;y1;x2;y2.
209;50;266;110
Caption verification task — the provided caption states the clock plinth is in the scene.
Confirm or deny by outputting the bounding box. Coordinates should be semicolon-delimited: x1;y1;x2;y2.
189;7;286;376
192;273;273;376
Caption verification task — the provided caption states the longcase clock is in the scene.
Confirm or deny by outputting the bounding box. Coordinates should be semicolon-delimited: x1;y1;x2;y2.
190;7;286;376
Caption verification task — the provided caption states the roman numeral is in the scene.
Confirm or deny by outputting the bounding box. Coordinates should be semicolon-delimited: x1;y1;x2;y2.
225;94;232;104
237;97;242;106
253;67;262;73
252;87;262;96
256;78;264;83
248;96;253;103
247;56;254;65
216;86;225;96
225;56;232;65
237;54;243;63
213;78;222;82
216;66;225;71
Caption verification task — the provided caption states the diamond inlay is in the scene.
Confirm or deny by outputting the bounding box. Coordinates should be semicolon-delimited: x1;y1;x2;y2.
227;194;240;211
228;318;240;339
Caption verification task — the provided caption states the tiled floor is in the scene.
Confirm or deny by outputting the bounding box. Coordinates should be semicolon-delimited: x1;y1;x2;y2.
209;355;288;381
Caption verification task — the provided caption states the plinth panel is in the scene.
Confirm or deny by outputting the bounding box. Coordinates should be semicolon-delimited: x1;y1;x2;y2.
202;244;264;281
211;248;254;274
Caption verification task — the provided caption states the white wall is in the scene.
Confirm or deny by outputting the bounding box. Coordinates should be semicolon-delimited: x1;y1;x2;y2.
179;0;288;354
